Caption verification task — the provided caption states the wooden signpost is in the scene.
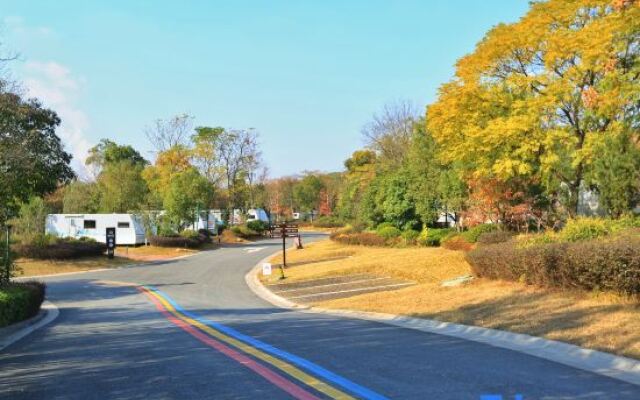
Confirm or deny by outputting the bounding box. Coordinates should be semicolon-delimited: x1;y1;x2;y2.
269;223;299;279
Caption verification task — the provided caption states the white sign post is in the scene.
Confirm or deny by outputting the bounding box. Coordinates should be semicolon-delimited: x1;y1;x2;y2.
262;263;272;276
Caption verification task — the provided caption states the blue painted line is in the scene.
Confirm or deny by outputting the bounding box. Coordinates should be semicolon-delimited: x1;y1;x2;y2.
146;286;389;400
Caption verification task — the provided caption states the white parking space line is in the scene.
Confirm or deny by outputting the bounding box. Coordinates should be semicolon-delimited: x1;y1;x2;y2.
274;277;393;293
288;283;414;300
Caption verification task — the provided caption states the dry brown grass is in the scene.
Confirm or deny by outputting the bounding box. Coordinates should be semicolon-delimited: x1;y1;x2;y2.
15;256;133;277
268;239;640;359
114;245;204;261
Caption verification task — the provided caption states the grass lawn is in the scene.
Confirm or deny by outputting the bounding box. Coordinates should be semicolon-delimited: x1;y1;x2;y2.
267;239;640;360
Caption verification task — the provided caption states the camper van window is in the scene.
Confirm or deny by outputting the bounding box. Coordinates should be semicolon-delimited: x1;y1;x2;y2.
118;222;130;228
84;220;96;229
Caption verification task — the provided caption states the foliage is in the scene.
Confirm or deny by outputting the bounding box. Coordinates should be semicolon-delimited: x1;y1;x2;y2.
441;235;474;252
401;229;420;244
97;160;149;213
230;224;260;238
376;226;402;240
63;181;100;213
10;197;51;245
466;235;640;295
0;91;74;222
148;234;205;248
86;138;147;172
419;228;455;247
0;281;46;327
246;220;269;233
460;224;498;244
559;218;610;242
427;0;640;217
312;216;345;228
476;231;515;245
163;168;213;231
330;232;387;247
586;132;640;217
293;174;325;213
13;237;106;260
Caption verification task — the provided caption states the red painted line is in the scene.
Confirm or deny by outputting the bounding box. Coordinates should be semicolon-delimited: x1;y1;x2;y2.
138;287;322;400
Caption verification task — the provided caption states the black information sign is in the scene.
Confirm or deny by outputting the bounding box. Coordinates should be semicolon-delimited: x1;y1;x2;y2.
106;227;116;259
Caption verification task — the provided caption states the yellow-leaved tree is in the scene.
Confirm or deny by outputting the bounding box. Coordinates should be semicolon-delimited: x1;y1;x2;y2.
427;0;639;215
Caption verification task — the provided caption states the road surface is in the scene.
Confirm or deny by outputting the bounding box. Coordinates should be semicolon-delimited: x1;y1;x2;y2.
1;233;639;400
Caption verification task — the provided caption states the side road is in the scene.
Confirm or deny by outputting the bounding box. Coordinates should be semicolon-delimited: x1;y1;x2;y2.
246;250;640;388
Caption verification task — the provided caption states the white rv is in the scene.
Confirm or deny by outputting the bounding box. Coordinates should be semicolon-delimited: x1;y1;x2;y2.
45;214;146;245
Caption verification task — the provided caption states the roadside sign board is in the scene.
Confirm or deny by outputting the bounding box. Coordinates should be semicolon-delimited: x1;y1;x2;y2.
262;263;272;276
106;227;116;259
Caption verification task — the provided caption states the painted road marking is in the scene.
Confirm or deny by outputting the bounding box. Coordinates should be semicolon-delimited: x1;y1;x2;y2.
149;287;389;400
139;287;321;400
246;247;266;253
139;286;389;400
273;277;393;293
288;283;414;300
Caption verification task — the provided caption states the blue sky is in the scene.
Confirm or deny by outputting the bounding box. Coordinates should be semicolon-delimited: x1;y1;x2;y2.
1;1;530;178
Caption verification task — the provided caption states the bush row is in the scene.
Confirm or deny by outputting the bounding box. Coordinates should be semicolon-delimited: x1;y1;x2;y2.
330;232;387;247
149;231;210;248
0;281;46;327
13;237;106;260
466;235;640;295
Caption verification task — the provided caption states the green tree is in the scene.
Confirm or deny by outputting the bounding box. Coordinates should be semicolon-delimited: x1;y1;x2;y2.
587;132;640;217
10;197;51;244
293;174;325;213
86;138;147;172
63;181;100;213
0;92;74;222
427;0;640;216
163;168;214;230
97;161;149;213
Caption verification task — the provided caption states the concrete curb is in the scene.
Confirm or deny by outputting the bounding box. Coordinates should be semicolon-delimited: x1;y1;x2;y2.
0;301;59;352
245;257;640;387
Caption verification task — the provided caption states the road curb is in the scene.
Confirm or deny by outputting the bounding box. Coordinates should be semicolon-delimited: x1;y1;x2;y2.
245;258;640;387
0;301;59;352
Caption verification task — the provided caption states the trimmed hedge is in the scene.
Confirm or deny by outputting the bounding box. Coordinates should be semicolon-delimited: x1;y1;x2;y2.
466;236;640;295
477;231;514;245
246;220;269;234
0;281;46;327
149;234;207;248
330;232;387;247
14;238;106;260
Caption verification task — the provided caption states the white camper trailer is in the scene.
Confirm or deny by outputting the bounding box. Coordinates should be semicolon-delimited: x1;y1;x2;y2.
45;214;146;245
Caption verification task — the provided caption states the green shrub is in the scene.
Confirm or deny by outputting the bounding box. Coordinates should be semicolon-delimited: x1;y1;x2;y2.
246;220;269;233
375;222;395;231
477;231;514;245
13;237;106;260
230;224;260;238
419;228;455;247
149;235;203;248
377;226;402;240
401;229;420;244
560;218;610;242
0;281;46;327
330;232;387;247
466;236;640;295
312;216;345;228
461;224;498;243
180;230;199;239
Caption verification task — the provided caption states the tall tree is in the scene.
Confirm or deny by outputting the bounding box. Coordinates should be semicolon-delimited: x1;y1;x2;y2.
0;91;74;222
86;138;147;176
427;0;640;216
63;180;100;213
145;113;194;152
361;100;418;168
293;174;325;214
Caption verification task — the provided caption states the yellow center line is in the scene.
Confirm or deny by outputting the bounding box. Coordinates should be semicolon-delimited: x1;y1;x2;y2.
143;288;356;400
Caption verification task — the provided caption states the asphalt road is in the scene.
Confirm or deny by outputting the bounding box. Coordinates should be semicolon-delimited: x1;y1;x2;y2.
1;233;639;400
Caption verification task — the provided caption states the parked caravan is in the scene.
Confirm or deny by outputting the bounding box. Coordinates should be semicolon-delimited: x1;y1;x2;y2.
46;214;146;245
247;208;269;223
